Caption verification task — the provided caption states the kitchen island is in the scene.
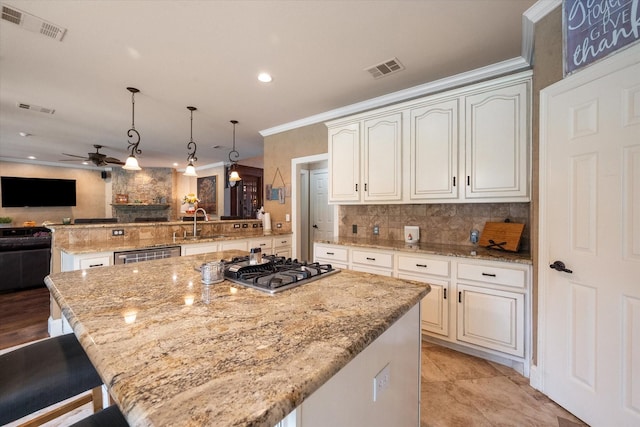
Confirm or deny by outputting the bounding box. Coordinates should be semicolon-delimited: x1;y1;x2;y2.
45;250;430;426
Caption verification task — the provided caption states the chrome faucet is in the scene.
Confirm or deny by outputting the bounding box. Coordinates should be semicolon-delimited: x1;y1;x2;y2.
193;207;208;238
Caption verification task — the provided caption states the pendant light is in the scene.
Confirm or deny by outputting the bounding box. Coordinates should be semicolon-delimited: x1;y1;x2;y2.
183;106;198;177
228;120;241;186
122;87;142;171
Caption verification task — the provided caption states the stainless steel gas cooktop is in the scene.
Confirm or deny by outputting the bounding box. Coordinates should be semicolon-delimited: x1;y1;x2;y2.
223;255;339;294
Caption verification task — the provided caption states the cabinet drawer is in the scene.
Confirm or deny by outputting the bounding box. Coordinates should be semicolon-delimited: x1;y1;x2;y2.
79;256;111;269
248;238;272;250
397;255;449;277
274;236;292;248
457;262;526;289
315;245;348;262
352;250;393;269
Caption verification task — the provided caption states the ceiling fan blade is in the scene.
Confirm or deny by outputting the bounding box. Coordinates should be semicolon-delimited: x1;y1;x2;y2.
104;157;124;165
59;158;88;162
62;153;90;159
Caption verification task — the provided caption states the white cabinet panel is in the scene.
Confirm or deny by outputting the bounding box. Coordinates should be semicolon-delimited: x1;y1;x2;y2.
248;237;272;253
410;98;459;200
362;113;403;202
457;261;527;289
182;242;218;256
314;244;348;263
397;254;449;277
464;81;529;200
456;284;524;357
352;249;393;269
328;123;360;202
220;240;248;251
61;251;112;272
399;272;449;337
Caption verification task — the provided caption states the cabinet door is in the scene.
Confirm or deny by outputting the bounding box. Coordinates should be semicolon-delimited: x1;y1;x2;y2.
328;123;360;202
456;284;524;357
362;113;403;202
220;240;248;251
464;81;529;200
410;99;459;200
182;242;219;256
399;273;449;337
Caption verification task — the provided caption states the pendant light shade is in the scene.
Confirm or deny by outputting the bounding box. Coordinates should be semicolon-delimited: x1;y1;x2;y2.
228;120;241;186
122;87;142;171
183;106;198;177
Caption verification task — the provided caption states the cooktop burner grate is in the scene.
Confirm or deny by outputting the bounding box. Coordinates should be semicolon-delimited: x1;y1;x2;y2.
223;255;339;294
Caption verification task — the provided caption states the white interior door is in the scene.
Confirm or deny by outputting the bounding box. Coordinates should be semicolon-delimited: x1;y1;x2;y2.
310;169;334;259
539;45;640;426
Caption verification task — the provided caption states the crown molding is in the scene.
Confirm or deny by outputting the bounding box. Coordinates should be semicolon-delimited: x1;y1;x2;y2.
260;56;530;137
0;157;106;171
522;0;562;64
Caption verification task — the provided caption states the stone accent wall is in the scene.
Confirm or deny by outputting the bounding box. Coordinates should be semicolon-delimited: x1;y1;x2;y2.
111;168;176;221
338;202;531;251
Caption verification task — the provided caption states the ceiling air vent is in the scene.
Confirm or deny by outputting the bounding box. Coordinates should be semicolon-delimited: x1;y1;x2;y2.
1;5;67;41
17;103;56;115
365;57;405;79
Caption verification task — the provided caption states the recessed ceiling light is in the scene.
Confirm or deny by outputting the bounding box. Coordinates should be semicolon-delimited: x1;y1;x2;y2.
173;162;179;167
258;72;272;83
27;155;36;160
19;132;31;137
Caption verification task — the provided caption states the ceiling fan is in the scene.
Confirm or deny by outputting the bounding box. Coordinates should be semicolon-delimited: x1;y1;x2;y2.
61;145;124;166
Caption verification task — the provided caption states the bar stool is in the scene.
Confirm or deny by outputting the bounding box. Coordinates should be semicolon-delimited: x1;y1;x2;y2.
0;333;105;426
70;404;129;427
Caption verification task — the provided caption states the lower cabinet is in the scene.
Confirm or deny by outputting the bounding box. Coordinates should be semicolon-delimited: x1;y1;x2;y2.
61;251;112;272
182;242;218;256
313;242;531;371
456;284;524;357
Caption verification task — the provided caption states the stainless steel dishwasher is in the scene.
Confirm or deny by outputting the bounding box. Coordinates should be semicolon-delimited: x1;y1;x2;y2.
114;246;181;264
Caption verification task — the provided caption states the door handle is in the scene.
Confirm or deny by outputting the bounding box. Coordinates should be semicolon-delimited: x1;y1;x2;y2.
550;260;573;274
313;224;318;229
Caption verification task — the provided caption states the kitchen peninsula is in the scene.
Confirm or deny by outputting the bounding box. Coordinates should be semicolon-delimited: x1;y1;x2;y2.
45;251;430;426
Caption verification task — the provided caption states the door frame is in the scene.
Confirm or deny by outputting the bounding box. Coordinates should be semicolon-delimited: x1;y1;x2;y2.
291;154;337;259
533;44;640;392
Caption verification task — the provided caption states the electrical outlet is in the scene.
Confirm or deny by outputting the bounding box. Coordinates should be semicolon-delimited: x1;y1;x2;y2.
373;225;379;235
373;363;390;402
111;229;125;236
352;224;357;234
276;223;282;228
234;224;240;229
242;224;248;228
252;223;258;228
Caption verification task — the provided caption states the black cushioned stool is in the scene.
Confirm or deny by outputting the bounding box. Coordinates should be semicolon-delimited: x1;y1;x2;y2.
70;404;129;427
0;334;105;426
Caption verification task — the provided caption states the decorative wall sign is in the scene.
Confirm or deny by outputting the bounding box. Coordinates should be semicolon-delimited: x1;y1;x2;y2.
564;0;640;75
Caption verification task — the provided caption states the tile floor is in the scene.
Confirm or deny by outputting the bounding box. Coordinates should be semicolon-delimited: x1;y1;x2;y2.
421;341;588;427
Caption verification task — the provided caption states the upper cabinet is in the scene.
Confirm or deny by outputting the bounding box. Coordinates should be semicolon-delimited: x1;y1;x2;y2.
329;112;403;203
327;71;531;204
464;82;529;200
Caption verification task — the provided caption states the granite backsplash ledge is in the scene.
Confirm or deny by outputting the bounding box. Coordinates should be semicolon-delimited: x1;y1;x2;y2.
338;202;531;251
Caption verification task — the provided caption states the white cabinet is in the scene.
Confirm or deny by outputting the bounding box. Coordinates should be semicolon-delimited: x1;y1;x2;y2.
397;253;451;337
314;243;349;269
362;113;403;202
464;81;529;200
328;112;403;203
351;248;393;276
455;260;528;358
220;240;248;251
328;123;360;202
327;71;531;204
247;237;272;253
456;284;525;357
273;236;292;258
61;251;112;272
409;98;459;200
182;242;218;256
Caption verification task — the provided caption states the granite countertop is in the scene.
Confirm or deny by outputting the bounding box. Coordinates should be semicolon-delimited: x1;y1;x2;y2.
317;237;532;265
45;251;430;427
57;231;292;255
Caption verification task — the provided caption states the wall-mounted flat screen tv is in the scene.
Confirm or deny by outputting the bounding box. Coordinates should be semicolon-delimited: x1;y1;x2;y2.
1;176;77;207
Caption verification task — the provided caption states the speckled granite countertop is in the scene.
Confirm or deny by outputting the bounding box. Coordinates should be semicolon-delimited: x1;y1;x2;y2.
316;237;532;265
57;231;292;255
45;251;430;427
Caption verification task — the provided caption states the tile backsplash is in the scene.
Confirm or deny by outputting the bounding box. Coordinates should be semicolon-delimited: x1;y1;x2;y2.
338;203;531;251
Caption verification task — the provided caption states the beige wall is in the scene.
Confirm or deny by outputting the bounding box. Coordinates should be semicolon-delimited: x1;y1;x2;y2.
0;162;107;225
530;6;563;364
263;122;328;231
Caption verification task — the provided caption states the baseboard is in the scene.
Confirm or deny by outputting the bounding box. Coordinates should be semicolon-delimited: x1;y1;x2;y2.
529;364;542;391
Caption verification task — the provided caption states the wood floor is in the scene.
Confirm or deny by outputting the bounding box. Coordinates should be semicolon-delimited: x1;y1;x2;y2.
0;286;50;350
2;287;587;426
